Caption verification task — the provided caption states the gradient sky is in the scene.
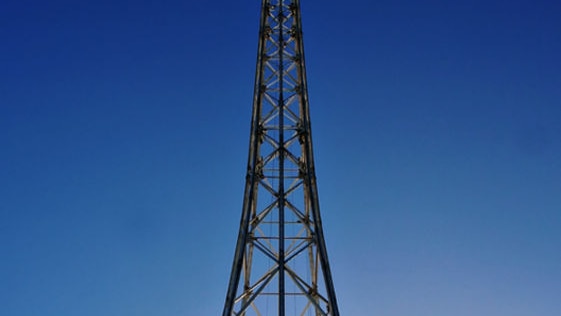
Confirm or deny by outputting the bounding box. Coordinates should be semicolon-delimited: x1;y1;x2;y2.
1;0;560;315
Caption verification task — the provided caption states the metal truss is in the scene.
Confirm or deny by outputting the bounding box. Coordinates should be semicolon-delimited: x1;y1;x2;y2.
222;1;340;315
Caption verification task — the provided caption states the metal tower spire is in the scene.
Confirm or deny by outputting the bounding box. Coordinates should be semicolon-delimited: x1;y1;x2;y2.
222;1;340;315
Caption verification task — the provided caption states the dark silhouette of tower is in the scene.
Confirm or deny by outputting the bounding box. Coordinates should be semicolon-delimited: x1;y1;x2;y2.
222;1;340;315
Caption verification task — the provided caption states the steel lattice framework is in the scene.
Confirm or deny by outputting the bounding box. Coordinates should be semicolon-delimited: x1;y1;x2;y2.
222;1;340;315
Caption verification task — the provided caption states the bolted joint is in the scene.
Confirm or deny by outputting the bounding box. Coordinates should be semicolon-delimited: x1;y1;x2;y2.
255;157;265;179
262;25;273;39
266;3;275;13
292;54;302;63
289;26;299;39
257;123;266;144
298;158;306;179
296;121;308;144
289;2;297;14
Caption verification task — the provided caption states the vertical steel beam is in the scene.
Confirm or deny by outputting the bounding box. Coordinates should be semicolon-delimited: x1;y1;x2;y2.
277;4;286;316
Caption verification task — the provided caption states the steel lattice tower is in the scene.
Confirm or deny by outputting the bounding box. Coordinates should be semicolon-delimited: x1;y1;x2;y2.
223;1;340;315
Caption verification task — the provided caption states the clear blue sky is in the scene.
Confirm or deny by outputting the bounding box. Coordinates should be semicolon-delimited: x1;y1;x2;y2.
1;0;560;315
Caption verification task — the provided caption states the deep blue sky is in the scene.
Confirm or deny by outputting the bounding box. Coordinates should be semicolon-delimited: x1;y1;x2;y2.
1;0;560;315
